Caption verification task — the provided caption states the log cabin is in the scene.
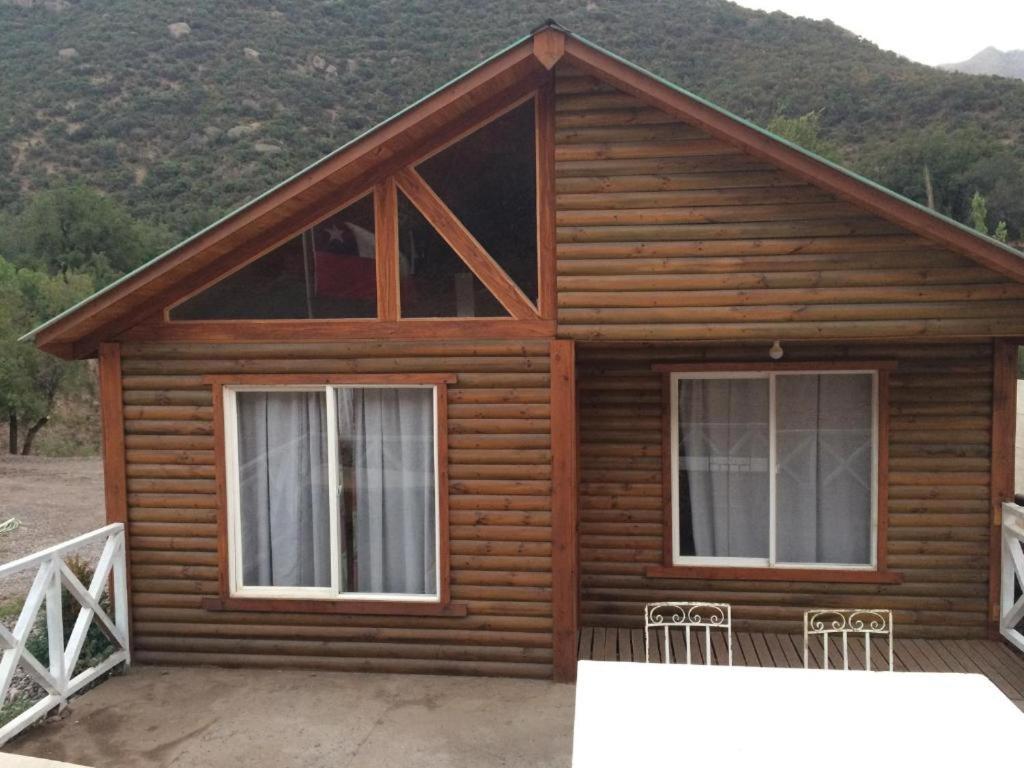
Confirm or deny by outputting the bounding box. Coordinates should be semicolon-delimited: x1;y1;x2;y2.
24;23;1024;682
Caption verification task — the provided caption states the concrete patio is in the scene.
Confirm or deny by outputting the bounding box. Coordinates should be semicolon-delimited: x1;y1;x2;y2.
4;666;574;768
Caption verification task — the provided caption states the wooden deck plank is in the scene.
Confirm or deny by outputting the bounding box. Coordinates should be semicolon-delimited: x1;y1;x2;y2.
844;635;870;671
709;628;730;666
894;639;928;672
969;641;1024;696
989;642;1024;693
750;632;774;668
591;627;607;661
578;627;594;661
906;638;955;673
774;632;805;668
735;632;761;667
617;628;634;662
631;628;646;663
991;641;1024;674
601;626;618;661
944;640;1020;700
646;627;662;663
665;625;681;663
927;640;971;674
953;639;1024;695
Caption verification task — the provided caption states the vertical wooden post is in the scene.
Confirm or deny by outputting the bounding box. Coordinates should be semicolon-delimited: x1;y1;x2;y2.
989;340;1016;639
550;339;579;682
375;177;400;321
535;74;557;322
98;342;131;645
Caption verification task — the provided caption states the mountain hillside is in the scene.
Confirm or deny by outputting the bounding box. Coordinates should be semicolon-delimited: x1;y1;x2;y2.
2;0;1024;245
942;47;1024;80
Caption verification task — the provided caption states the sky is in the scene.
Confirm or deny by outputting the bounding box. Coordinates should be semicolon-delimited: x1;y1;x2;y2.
732;1;1024;65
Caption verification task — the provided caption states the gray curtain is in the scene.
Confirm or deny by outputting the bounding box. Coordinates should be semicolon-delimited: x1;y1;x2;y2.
679;378;771;559
336;388;436;595
236;391;331;588
775;374;873;564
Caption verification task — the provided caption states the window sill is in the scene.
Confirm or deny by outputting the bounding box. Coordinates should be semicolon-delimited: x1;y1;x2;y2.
201;596;469;617
644;565;904;585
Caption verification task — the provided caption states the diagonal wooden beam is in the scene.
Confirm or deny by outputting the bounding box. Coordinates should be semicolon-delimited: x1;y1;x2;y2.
394;167;540;320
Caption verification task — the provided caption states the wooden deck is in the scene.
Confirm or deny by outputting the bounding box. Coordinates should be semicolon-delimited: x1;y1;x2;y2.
578;628;1024;711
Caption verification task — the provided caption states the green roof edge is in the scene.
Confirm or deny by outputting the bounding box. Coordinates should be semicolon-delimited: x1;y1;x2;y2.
24;23;1024;344
20;31;533;343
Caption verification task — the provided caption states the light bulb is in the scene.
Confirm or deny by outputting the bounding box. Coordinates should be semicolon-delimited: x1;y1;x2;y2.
769;340;784;360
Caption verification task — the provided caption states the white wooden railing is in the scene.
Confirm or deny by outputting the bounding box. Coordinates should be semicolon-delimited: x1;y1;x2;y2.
1002;502;1024;654
0;523;129;745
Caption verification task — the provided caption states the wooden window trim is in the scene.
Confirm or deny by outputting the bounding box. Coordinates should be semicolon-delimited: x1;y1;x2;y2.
119;318;555;343
535;74;557;321
657;362;896;583
644;565;903;584
207;373;459;615
199;596;468;617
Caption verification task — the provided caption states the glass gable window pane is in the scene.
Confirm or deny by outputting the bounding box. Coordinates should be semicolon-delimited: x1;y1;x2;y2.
336;387;437;596
775;374;873;565
416;100;537;303
170;194;377;320
235;391;331;588
397;191;506;318
677;378;771;559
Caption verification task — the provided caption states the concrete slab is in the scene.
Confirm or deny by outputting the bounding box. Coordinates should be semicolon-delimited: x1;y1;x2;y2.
5;666;574;768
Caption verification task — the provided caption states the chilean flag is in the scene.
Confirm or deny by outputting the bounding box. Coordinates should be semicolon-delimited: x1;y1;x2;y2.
313;220;376;300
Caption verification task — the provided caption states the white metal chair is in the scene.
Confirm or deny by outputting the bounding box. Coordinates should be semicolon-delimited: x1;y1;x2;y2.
803;608;894;671
643;602;732;665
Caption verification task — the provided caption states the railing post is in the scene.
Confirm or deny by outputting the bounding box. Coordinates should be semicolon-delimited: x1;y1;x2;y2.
112;530;130;666
45;553;66;703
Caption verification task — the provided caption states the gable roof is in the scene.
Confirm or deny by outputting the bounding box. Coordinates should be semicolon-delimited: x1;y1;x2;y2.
26;22;1024;358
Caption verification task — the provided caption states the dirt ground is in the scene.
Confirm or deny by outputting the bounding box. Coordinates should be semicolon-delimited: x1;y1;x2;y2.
0;455;105;600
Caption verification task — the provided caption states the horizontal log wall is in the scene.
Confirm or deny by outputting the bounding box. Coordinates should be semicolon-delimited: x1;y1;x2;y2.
553;65;1024;340
577;341;994;638
119;340;553;678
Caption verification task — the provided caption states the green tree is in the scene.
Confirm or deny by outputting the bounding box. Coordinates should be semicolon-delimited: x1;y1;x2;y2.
0;257;95;454
766;110;837;160
994;220;1009;243
970;191;989;235
968;190;1010;241
2;187;172;283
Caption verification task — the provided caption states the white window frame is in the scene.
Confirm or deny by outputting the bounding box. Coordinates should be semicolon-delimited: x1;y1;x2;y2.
669;370;879;571
224;383;442;603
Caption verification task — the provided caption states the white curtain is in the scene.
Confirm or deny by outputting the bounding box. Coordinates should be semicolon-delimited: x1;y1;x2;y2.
236;391;331;587
336;388;437;595
678;378;771;559
775;374;873;564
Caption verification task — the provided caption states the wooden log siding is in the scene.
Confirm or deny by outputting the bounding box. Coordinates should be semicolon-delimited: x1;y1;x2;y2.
553;66;1024;341
119;340;554;678
576;341;996;638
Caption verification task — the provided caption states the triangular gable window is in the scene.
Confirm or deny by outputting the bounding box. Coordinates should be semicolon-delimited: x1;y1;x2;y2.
168;96;540;323
169;194;377;320
397;191;507;318
416;99;537;304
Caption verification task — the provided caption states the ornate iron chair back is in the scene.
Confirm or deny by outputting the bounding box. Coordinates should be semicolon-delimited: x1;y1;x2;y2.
803;608;894;671
644;602;732;665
